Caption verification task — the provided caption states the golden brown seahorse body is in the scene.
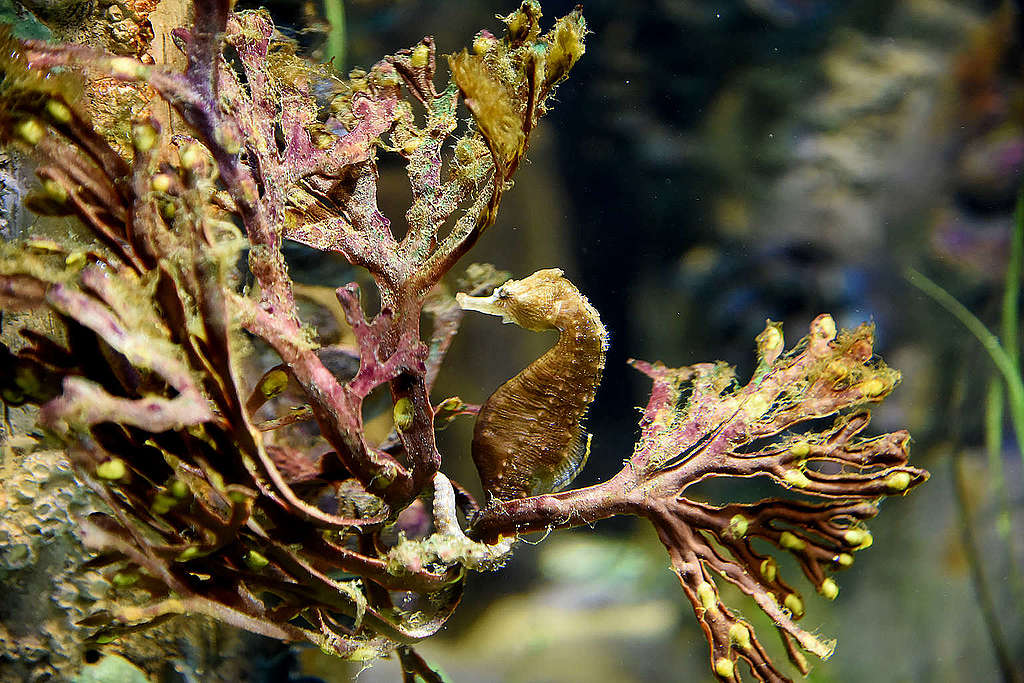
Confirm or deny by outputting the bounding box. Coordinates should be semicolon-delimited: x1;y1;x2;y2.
457;269;607;501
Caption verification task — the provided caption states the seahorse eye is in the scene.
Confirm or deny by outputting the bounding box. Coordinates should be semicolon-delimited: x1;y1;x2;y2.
496;287;510;300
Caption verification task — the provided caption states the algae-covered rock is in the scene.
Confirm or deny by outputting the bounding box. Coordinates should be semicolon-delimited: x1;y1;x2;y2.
0;447;105;682
71;654;149;683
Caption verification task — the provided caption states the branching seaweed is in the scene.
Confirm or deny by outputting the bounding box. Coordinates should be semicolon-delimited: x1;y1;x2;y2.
0;2;926;680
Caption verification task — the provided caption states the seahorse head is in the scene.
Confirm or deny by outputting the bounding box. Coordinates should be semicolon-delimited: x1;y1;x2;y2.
456;268;580;331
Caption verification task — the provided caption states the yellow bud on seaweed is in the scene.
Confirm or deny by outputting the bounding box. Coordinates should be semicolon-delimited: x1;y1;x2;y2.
65;251;87;269
151;174;172;193
835;552;854;567
45;99;72;123
180;143;204;170
844;528;872;549
96;458;126;480
744;393;769;418
215;124;242;155
826;359;848;383
759;324;782;352
393;397;415;431
779;531;806;551
473;34;496;54
110;56;145;79
858;378;887;398
784;593;804;617
789;441;810;458
43;178;67;203
729;623;751;649
26;238;62;252
261;369;290;399
726;514;749;538
371;67;402;88
15;118;45;145
714;658;735;678
262;368;290;401
410;44;430;68
169;479;189;499
112;571;138;587
760;558;777;582
819;577;839;600
244;550;270;570
132;123;157;153
783;469;811;489
402;136;423;154
696;581;718;614
885;471;912;492
815;314;836;341
176;546;202;562
151;493;177;515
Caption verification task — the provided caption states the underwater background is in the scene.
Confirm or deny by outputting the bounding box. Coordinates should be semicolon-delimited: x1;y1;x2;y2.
1;0;1022;681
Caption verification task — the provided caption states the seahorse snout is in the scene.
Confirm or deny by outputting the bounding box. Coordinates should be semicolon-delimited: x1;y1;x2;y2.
456;291;513;323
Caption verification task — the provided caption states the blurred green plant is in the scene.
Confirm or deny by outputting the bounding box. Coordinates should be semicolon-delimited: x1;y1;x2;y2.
906;184;1024;681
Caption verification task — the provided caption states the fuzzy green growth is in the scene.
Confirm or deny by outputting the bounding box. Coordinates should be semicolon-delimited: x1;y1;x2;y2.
835;553;854;568
760;558;777;582
819;578;839;600
714;658;735;678
542;13;585;90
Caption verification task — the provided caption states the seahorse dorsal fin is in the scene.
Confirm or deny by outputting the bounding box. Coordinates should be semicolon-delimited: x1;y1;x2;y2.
549;431;591;493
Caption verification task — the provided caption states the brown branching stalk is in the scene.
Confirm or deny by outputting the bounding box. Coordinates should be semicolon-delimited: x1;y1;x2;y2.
471;316;927;680
0;1;925;680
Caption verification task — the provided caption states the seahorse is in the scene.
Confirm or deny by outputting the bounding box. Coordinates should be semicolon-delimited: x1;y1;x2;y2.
456;268;607;501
